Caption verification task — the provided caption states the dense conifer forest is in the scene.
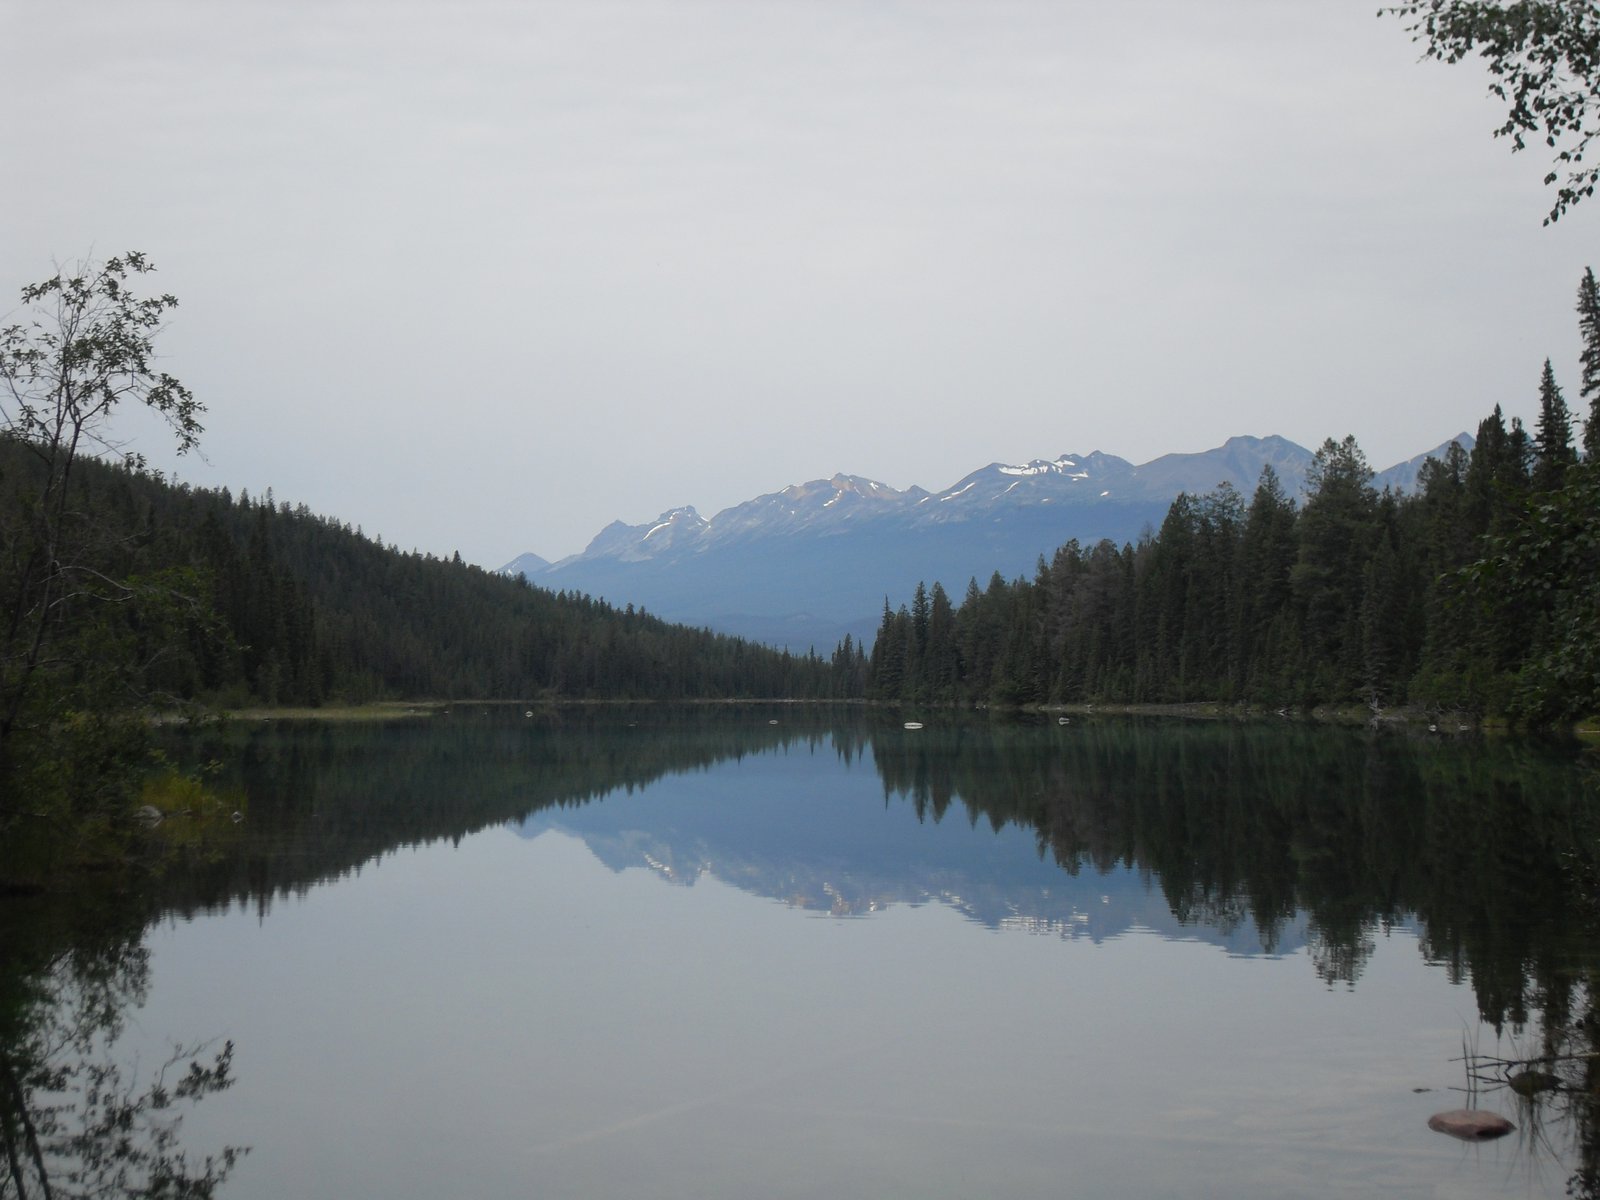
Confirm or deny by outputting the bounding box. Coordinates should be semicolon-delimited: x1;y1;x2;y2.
0;441;837;709
861;271;1600;726
0;434;839;875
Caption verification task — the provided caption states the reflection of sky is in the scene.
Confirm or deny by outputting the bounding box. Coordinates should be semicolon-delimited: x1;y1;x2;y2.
128;746;1554;1199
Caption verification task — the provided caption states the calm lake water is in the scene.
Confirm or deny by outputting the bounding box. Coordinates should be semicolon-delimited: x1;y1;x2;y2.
5;708;1600;1199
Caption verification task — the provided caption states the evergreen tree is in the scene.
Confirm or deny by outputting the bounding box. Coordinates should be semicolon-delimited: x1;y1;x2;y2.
1238;466;1298;700
1508;416;1533;489
1359;492;1420;705
956;574;1008;701
991;582;1046;707
1463;404;1531;539
1579;267;1600;458
909;581;931;700
1194;484;1245;698
1468;459;1600;723
1138;494;1197;699
1409;442;1484;707
924;582;959;702
868;600;909;701
1043;540;1086;700
1291;437;1377;700
1532;357;1577;491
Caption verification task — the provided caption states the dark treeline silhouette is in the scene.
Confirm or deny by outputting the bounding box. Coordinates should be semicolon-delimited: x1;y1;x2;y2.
0;440;839;709
864;272;1600;725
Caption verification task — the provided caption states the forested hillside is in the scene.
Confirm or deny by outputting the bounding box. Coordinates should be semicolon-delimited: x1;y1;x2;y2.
864;273;1600;726
0;253;848;875
0;443;838;708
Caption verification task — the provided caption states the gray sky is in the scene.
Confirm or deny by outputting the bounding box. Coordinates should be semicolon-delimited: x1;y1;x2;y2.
4;1;1593;565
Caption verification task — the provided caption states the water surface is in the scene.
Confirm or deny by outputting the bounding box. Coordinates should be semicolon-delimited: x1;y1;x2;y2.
5;709;1597;1198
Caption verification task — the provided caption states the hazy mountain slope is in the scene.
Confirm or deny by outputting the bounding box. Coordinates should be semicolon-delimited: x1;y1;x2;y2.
505;433;1471;648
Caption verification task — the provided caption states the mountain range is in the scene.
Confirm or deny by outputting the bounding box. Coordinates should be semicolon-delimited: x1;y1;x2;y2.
502;433;1470;649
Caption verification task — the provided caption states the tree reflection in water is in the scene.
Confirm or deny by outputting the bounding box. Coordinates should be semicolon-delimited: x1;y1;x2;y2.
867;716;1600;1195
1447;990;1600;1198
9;706;1590;1196
0;911;244;1199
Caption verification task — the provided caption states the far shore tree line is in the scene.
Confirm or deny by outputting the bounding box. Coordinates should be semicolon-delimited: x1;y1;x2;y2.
5;0;1600;863
862;268;1600;725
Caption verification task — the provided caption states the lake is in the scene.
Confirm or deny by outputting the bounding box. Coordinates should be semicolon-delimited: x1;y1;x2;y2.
4;707;1599;1198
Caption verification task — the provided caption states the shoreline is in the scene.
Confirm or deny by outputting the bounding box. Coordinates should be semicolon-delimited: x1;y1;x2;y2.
181;697;1598;738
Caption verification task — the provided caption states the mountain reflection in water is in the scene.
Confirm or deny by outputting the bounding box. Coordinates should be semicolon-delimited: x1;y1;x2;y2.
4;707;1597;1198
159;707;1598;1028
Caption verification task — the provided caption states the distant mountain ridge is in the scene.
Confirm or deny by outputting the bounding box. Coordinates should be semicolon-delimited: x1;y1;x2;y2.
503;433;1471;649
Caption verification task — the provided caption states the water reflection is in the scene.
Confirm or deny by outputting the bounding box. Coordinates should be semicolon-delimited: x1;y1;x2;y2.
0;892;244;1198
867;720;1599;1020
163;709;1599;1034
18;706;1594;1197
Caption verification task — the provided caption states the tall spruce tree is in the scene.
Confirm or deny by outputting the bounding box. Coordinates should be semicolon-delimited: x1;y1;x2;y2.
1533;357;1577;490
1194;484;1244;698
957;573;1009;699
1238;466;1298;699
1509;415;1533;488
924;582;958;702
1292;437;1377;700
1409;444;1481;706
1579;266;1600;458
868;599;909;701
909;581;931;700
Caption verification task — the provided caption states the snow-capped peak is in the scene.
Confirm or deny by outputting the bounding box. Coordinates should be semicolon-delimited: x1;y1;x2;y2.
994;455;1096;479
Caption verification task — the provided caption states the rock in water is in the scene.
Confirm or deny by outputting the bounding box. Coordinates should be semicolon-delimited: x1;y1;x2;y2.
1427;1109;1515;1140
1507;1069;1562;1097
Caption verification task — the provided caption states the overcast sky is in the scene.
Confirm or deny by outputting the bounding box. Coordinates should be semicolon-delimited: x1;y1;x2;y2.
4;1;1593;564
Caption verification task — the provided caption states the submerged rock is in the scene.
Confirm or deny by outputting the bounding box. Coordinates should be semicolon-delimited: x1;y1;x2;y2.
1427;1109;1515;1140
